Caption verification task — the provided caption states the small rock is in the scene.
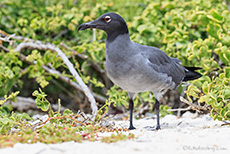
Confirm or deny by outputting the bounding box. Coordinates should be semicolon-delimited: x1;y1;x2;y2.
203;114;212;121
182;111;198;119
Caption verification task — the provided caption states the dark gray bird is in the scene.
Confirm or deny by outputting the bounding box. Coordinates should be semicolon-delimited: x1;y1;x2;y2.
78;12;201;130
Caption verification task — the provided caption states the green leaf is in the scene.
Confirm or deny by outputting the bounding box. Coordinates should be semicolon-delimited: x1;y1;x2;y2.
36;100;50;111
207;22;221;39
202;81;209;94
214;46;230;64
63;109;73;116
224;67;230;78
137;25;149;34
186;85;200;98
0;118;14;125
221;34;230;46
33;89;51;112
90;78;104;88
206;94;216;105
198;95;207;103
207;9;224;23
224;88;230;99
224;111;230;119
15;113;31;120
0;91;20;105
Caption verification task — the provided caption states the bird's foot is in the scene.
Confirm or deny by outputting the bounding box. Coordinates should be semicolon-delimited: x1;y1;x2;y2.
156;125;161;130
128;125;136;130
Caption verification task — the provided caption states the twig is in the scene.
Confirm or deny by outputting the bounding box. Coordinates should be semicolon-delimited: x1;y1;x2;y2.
60;42;105;74
50;79;82;103
0;33;15;42
4;47;106;103
42;65;106;103
167;106;192;112
3;96;66;112
60;42;111;88
4;96;37;111
13;41;98;120
180;96;209;113
97;110;108;122
221;120;230;126
168;97;210;113
53;29;68;40
0;44;10;52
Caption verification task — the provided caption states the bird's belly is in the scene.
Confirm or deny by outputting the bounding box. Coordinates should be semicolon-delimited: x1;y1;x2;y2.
107;67;175;94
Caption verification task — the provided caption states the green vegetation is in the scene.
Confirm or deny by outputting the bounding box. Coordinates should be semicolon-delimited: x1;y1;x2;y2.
0;89;132;148
0;0;230;148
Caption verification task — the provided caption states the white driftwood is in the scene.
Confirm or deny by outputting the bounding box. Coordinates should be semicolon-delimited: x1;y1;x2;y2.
3;96;66;112
14;41;98;120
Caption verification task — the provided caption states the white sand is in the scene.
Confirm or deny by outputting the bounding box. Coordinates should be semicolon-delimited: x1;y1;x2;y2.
0;112;229;154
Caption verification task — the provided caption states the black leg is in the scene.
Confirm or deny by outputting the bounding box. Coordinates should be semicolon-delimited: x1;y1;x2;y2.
155;99;161;130
128;98;136;130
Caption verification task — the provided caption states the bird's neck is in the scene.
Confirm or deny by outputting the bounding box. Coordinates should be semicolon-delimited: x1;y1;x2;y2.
106;33;131;48
106;25;129;43
106;33;132;57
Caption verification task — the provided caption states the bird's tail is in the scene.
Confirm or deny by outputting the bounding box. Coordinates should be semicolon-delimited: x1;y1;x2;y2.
183;67;202;81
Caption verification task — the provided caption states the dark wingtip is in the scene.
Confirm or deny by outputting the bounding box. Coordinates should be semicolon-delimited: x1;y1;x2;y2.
183;67;202;81
184;66;202;71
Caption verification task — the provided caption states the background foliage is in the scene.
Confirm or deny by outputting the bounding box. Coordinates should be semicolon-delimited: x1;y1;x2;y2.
0;0;230;143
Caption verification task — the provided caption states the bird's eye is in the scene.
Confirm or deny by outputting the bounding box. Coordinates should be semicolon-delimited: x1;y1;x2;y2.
104;16;111;23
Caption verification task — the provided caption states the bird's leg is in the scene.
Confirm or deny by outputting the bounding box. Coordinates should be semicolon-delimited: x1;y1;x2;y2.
128;98;136;130
155;99;161;130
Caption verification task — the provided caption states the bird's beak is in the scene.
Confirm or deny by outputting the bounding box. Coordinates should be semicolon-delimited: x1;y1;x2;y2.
78;21;98;31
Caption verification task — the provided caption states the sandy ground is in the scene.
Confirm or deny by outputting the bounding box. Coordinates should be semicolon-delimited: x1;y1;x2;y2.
0;112;229;154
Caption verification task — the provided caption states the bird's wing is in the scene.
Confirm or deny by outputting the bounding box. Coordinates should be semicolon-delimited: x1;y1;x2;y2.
170;57;182;65
140;46;185;85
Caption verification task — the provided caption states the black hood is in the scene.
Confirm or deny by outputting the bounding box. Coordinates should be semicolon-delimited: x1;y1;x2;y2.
78;12;129;42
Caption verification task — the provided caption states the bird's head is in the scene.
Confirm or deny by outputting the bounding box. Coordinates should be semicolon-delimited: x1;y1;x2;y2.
78;12;129;41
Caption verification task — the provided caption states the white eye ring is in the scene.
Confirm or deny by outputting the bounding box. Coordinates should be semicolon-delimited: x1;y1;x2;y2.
104;16;111;23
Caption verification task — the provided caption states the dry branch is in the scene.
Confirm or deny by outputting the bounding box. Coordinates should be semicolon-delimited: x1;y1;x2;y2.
60;43;108;84
167;106;192;112
0;34;100;120
0;35;107;103
167;97;210;114
0;43;106;103
180;96;209;112
3;96;66;112
42;64;106;103
0;44;10;52
14;41;98;119
4;96;37;111
21;51;106;103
